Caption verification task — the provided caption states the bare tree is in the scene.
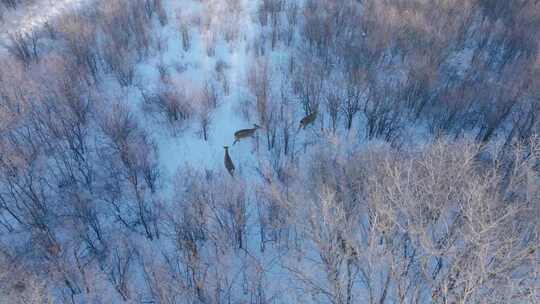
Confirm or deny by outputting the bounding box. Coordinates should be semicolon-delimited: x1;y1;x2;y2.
325;90;340;134
108;244;136;301
5;31;40;66
57;13;101;84
140;81;194;135
195;90;214;141
249;58;279;150
99;102;160;239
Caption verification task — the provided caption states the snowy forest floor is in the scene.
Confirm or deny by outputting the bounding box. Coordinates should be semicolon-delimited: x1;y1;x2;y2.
0;0;538;303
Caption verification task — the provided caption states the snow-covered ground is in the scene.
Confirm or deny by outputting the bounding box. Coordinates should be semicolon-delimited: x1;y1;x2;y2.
117;0;266;183
146;0;261;179
0;1;536;303
0;1;401;301
0;0;268;177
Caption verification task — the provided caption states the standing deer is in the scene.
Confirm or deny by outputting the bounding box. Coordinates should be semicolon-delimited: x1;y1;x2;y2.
299;111;317;130
223;146;235;177
233;124;261;144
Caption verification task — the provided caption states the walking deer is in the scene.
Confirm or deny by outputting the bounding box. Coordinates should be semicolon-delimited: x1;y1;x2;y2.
233;124;261;144
299;111;317;130
223;146;235;177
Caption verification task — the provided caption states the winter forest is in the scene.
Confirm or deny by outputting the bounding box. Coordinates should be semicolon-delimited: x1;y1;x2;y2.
0;0;539;303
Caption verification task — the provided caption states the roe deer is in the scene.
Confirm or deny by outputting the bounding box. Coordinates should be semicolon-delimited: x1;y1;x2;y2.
299;111;317;130
224;146;235;177
233;124;261;144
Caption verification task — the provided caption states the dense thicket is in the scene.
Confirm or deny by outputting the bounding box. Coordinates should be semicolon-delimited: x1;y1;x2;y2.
283;0;540;145
0;0;538;303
